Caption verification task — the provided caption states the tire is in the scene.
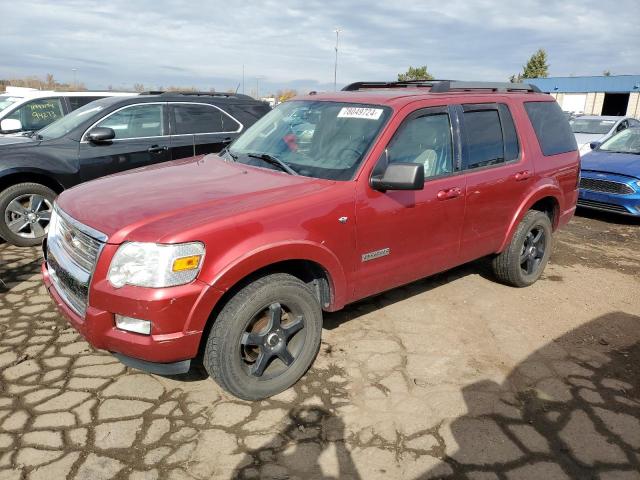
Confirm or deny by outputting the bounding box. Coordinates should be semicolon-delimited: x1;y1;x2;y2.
0;183;57;247
492;210;553;287
203;273;323;400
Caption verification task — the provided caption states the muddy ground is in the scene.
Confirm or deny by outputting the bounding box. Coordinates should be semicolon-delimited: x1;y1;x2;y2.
0;208;639;480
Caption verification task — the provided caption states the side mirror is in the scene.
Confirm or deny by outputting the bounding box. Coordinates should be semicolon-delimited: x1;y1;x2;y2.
370;162;424;191
589;141;601;150
0;118;23;133
87;127;115;143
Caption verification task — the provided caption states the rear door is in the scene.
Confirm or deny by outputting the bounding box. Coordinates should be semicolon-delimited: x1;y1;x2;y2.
168;103;242;159
457;102;531;263
354;104;467;298
77;102;170;181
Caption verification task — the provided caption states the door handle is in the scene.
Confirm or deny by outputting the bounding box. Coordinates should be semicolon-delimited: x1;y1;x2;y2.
437;187;462;200
148;145;168;154
515;170;532;181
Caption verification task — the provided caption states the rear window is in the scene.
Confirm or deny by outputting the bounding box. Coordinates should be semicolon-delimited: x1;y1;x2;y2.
524;101;577;156
69;96;102;110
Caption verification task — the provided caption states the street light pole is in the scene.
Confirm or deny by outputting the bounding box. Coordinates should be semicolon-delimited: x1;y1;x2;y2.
333;28;342;91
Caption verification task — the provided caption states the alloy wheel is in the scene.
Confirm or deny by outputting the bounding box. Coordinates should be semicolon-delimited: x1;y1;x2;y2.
520;226;546;275
4;194;53;239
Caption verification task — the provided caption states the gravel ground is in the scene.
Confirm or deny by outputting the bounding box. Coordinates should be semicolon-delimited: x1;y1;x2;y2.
0;209;638;480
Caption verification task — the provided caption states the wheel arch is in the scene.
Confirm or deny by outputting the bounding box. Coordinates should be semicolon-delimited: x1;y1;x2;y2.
498;186;561;253
0;169;65;195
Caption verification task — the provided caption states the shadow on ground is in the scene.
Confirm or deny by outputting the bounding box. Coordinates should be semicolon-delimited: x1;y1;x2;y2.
232;312;640;479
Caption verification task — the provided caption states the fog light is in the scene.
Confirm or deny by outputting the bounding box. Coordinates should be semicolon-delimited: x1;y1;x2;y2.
115;315;151;335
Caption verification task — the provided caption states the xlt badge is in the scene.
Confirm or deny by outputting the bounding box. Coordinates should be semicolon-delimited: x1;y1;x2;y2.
362;248;390;262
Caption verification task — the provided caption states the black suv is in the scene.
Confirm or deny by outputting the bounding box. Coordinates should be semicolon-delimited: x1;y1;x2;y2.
0;92;270;246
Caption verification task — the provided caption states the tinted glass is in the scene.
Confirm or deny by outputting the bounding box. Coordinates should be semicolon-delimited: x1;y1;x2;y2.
570;118;616;134
96;104;163;139
173;104;240;134
229;101;391;181
499;104;520;161
463;109;504;169
526;101;578;156
69;96;102;110
8;98;64;130
386;112;453;178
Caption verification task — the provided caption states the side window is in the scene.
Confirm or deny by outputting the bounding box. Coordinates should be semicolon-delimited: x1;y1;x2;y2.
173;104;240;134
69;96;102;111
95;104;163;139
462;108;504;169
8;98;64;130
524;101;577;156
385;112;453;178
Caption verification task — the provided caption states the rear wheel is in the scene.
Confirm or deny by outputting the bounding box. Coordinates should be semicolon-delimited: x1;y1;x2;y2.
0;183;56;247
492;210;553;287
203;273;323;400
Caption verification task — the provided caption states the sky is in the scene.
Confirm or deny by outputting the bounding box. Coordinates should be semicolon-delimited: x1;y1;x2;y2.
2;0;639;95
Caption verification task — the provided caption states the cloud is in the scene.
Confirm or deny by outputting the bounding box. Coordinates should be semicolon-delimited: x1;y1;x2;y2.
2;0;638;93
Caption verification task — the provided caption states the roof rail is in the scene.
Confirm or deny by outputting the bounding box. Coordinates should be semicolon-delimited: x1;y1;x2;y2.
342;80;450;91
342;80;541;93
139;91;253;99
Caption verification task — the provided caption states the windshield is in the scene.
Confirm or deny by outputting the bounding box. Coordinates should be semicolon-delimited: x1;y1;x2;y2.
0;96;22;113
570;118;617;134
228;100;391;180
599;128;640;154
38;99;111;140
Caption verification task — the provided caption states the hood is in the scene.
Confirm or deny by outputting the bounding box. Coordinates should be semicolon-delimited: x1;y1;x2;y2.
57;154;333;244
0;135;37;146
581;150;640;179
574;133;602;148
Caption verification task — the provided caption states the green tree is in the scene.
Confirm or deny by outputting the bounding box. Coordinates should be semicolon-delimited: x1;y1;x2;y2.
510;48;549;82
397;65;434;82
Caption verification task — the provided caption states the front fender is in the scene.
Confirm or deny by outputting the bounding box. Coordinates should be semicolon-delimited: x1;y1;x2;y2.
497;181;562;253
200;240;349;312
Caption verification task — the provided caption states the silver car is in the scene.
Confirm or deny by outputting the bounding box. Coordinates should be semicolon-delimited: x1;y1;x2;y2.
570;115;640;155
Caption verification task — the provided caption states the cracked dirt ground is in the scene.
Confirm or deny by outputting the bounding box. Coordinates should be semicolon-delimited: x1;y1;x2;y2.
0;209;639;480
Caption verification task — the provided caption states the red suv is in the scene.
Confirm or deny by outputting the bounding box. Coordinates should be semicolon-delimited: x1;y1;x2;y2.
42;80;579;400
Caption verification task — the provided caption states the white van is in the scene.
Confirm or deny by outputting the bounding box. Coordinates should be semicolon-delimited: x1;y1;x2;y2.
0;87;136;135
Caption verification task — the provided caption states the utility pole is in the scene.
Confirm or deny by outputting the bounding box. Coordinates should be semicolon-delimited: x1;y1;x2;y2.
333;27;342;91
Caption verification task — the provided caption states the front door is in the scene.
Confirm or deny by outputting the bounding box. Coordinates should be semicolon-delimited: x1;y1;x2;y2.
354;105;467;299
78;102;170;181
169;103;241;159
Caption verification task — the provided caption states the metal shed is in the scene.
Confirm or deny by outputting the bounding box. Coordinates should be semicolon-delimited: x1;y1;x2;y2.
524;75;640;118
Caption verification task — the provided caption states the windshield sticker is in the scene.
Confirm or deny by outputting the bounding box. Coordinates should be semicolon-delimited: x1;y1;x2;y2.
337;107;383;120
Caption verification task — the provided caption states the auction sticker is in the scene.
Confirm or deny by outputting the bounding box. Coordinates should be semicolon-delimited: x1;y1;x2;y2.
337;107;383;120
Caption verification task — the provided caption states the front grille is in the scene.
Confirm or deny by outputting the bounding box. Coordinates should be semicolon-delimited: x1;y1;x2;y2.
577;199;631;214
579;178;634;195
46;207;106;317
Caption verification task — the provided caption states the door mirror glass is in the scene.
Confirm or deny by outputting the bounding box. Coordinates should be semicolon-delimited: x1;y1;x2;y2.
370;163;424;191
87;127;116;143
0;118;22;133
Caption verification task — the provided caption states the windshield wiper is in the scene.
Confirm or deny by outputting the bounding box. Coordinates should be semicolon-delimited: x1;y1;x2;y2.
246;152;298;175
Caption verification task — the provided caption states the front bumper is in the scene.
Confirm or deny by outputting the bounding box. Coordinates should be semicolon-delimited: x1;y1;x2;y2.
578;174;640;216
42;260;221;370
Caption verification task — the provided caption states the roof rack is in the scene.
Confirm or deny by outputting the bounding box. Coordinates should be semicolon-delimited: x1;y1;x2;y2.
139;91;253;99
342;80;541;93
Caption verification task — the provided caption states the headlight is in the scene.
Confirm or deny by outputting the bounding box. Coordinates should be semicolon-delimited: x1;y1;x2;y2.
108;242;205;288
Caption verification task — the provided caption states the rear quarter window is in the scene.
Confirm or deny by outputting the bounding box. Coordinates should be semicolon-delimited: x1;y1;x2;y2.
524;101;577;156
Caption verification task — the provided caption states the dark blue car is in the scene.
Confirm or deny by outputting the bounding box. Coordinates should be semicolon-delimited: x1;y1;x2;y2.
578;127;640;216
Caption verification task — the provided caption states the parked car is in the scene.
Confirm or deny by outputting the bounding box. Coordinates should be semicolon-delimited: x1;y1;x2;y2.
42;80;579;400
0;86;135;136
0;91;270;246
569;115;640;156
578;127;640;216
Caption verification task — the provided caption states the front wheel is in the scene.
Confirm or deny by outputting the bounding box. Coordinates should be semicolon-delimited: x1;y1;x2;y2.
0;183;56;247
203;273;323;400
492;210;553;287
